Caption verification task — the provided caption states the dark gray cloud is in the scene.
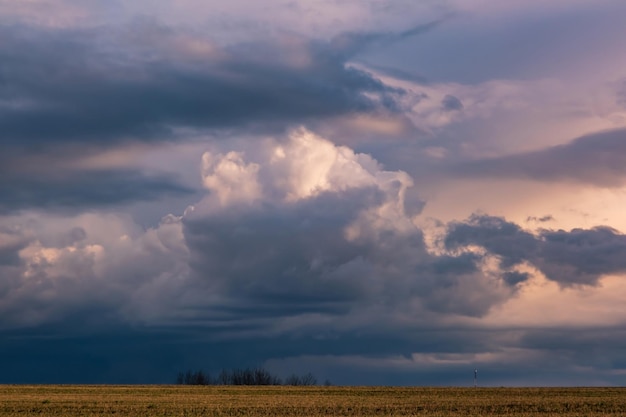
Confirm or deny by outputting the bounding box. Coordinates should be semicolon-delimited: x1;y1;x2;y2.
3;321;626;386
183;201;514;322
454;128;626;186
539;226;626;285
445;214;538;268
0;22;407;149
0;324;497;384
446;214;626;285
0;168;193;213
183;189;385;312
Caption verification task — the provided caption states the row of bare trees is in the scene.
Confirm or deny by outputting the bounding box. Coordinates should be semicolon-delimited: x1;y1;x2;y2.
176;367;323;386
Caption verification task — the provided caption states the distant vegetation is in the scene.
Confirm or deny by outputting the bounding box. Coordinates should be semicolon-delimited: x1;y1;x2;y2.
176;367;321;386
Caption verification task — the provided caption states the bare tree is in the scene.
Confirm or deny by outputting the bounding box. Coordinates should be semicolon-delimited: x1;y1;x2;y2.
300;372;317;386
176;367;313;386
285;372;317;386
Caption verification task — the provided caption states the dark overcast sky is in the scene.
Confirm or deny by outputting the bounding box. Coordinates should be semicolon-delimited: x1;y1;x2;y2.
2;0;626;386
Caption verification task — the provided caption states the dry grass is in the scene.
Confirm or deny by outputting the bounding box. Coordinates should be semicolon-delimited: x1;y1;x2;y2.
1;385;626;416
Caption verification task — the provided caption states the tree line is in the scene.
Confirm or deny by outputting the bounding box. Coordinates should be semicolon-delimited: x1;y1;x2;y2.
176;367;326;386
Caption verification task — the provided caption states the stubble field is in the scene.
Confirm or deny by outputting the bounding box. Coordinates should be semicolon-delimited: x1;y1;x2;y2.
1;385;626;416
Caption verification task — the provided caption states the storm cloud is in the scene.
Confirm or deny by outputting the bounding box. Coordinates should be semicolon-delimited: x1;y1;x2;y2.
3;131;626;384
0;169;193;213
0;22;409;148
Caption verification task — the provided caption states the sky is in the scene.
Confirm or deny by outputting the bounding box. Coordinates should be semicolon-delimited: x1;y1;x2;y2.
2;0;626;386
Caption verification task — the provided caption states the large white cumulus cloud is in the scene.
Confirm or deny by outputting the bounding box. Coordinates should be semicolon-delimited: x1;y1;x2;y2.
196;128;415;239
0;128;520;332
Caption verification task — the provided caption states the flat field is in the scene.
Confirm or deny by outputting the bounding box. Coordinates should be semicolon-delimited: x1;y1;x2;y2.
1;385;626;416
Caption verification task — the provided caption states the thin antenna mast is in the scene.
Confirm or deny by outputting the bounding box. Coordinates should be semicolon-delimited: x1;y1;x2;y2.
474;369;478;387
